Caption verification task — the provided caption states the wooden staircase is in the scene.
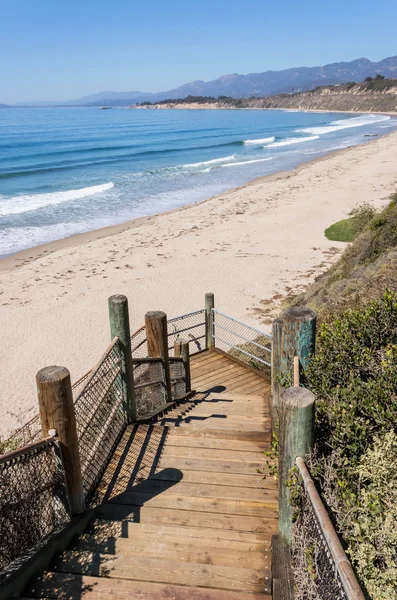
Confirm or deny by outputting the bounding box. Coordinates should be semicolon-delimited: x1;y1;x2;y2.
22;351;277;599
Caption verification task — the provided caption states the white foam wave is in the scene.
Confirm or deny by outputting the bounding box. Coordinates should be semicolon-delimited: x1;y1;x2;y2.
300;114;391;135
0;182;114;217
221;158;273;167
266;136;319;148
243;136;275;145
182;155;236;168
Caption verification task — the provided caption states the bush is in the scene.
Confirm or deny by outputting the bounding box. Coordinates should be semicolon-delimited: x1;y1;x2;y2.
299;290;397;597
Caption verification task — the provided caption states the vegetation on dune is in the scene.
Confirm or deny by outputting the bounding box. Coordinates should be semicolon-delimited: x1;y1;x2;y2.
291;291;397;599
287;193;397;598
290;193;397;318
324;202;378;242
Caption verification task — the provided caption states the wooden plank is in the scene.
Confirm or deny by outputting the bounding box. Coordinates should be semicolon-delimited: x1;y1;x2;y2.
28;572;271;599
158;456;266;475
105;491;277;516
167;427;270;442
96;504;278;534
52;552;271;594
89;520;272;545
165;434;267;451
161;446;265;462
71;536;271;569
191;363;250;384
194;371;257;390
105;479;276;502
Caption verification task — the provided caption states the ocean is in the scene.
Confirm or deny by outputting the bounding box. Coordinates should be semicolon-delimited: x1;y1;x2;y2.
0;107;395;256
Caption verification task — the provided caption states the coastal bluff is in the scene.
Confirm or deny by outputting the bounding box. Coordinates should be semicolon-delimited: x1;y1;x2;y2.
133;81;397;114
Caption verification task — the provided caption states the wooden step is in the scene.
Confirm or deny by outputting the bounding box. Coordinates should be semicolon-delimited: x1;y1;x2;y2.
160;445;266;461
70;534;270;569
105;488;277;516
96;504;278;534
166;427;270;442
27;571;271;599
104;478;275;503
158;456;266;475
165;432;267;451
148;468;272;489
52;552;271;593
88;520;272;546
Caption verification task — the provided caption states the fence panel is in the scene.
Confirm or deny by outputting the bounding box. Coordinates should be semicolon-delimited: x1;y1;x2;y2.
0;439;69;572
293;458;365;600
74;339;127;501
133;358;167;420
168;310;207;357
169;357;187;399
131;325;148;359
212;309;271;372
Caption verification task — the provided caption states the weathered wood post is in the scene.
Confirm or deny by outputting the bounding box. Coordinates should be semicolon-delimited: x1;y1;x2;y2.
272;307;317;407
205;292;215;351
145;311;172;402
108;294;136;422
36;366;85;515
174;339;191;392
278;386;315;543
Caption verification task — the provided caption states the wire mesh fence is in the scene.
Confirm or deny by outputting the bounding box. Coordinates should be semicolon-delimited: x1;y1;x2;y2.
212;309;272;373
131;325;148;359
3;367;95;451
74;338;127;501
292;490;349;600
168;310;207;357
132;358;168;420
0;438;70;573
170;357;187;399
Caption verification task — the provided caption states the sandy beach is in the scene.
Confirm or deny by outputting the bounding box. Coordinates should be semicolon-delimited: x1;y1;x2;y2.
1;131;397;437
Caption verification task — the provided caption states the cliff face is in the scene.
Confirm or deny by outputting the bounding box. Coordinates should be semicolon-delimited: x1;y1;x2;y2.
254;84;397;113
137;82;397;113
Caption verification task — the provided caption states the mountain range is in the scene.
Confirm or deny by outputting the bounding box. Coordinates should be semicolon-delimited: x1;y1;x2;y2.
6;55;397;107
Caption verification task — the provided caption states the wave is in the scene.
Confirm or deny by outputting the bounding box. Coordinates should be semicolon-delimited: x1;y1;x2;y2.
0;182;114;217
300;114;391;135
222;158;273;167
182;155;236;168
243;136;275;145
266;136;319;148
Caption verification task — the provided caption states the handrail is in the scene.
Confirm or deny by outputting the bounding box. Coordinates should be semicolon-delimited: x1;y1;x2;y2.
296;457;365;600
212;308;272;339
0;435;55;464
74;336;120;405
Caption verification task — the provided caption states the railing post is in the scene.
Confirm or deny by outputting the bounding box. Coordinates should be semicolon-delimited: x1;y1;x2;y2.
272;307;316;407
205;292;215;351
36;366;85;515
145;311;172;402
174;339;191;392
278;386;315;544
108;294;136;422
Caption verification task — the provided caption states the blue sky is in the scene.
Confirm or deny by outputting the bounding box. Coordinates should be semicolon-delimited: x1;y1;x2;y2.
1;0;396;103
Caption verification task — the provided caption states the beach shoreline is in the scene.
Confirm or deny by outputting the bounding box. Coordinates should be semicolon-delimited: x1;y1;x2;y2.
1;130;395;273
1;130;397;437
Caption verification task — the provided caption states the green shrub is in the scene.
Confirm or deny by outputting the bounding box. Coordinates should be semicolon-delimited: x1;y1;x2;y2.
325;202;378;242
300;290;397;597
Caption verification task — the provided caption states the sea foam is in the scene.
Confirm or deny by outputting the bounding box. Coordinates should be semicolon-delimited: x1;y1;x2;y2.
222;158;273;167
265;136;319;148
300;114;391;135
182;155;236;168
243;136;275;145
0;182;114;217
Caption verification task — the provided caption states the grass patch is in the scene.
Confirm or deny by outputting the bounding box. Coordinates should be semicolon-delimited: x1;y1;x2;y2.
324;216;359;242
325;202;379;242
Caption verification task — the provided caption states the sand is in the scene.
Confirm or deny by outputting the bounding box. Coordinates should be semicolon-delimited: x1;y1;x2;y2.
1;131;397;437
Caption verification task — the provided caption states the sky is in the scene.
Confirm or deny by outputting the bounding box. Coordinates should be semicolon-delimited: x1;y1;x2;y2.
1;0;396;103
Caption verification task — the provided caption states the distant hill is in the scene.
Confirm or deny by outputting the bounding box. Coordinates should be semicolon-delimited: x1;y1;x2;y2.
135;79;397;114
64;55;397;107
6;55;397;107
